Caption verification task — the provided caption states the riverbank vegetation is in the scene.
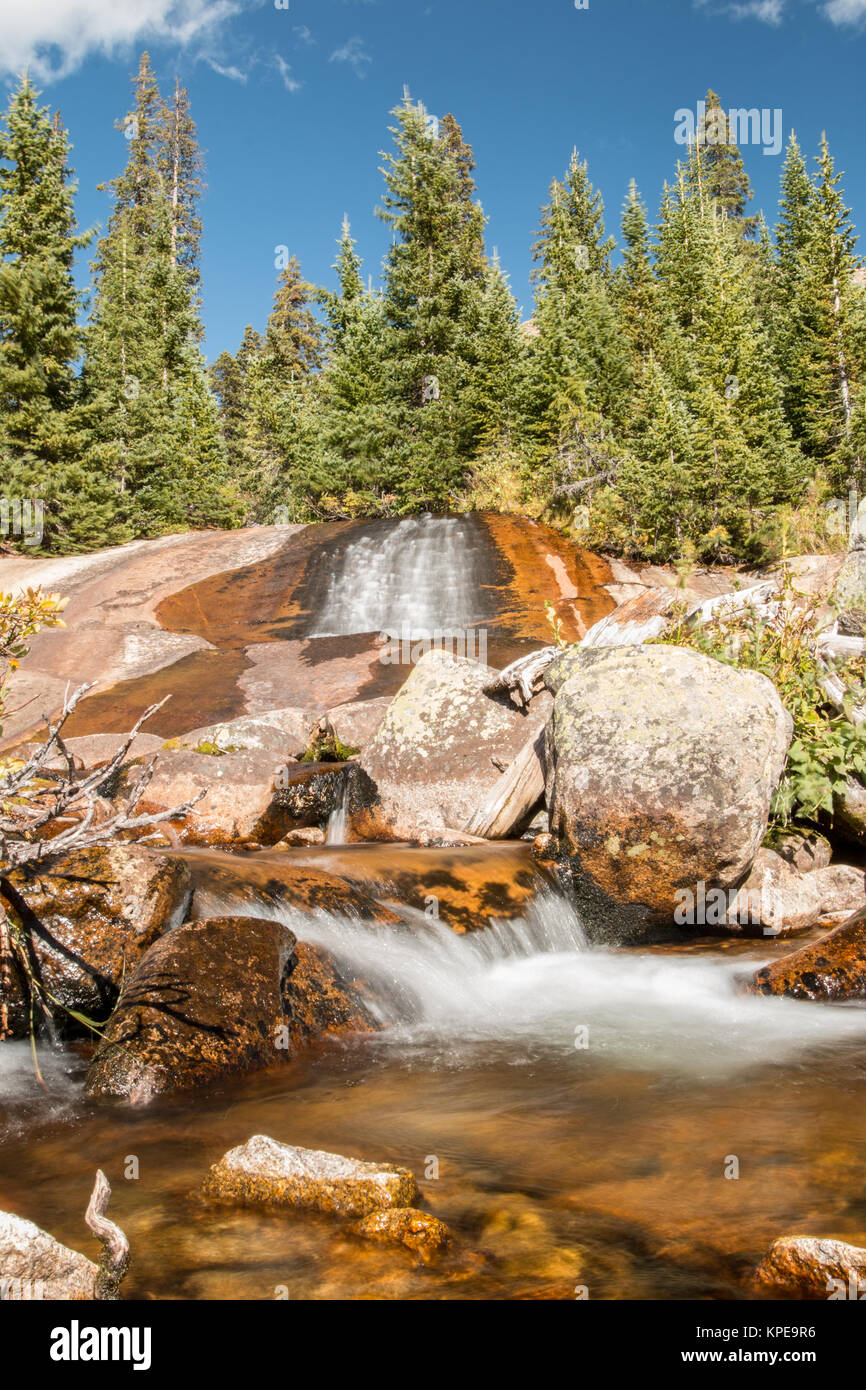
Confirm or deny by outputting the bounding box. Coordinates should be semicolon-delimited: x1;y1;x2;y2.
1;60;864;563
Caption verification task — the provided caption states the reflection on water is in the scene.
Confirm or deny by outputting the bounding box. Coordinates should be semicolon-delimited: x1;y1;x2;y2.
3;879;866;1301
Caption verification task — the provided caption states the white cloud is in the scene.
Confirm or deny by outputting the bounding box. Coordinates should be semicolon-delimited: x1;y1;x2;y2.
697;0;866;22
274;53;301;93
0;0;242;82
293;25;315;46
330;36;372;77
823;0;866;24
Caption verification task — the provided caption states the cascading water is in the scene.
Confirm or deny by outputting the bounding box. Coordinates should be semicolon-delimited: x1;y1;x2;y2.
308;515;490;639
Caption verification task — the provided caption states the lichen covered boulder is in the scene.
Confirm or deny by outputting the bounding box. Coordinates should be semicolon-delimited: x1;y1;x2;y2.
202;1135;419;1217
356;649;549;840
545;645;792;939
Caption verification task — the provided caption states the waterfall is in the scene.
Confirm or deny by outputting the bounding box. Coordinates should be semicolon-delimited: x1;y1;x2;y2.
308;516;489;639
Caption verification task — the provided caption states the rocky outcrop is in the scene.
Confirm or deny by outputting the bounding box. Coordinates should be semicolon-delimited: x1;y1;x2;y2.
355;650;550;841
187;856;403;926
545;645;792;939
173;708;320;759
354;1207;451;1258
1;845;191;1038
201;1135;419;1217
752;1235;866;1299
749;905;866;1001
273;761;353;830
0;1210;98;1300
85;916;296;1102
831;776;866;847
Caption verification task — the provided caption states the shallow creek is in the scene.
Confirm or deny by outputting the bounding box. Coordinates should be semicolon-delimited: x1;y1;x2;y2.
2;845;866;1301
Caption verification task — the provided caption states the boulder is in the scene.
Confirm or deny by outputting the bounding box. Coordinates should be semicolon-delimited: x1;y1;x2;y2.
812;864;866;924
1;845;191;1038
0;1211;97;1301
273;761;351;830
356;649;549;841
545;645;792;939
173;708;320;759
765;825;832;874
201;1135;419;1218
752;1236;866;1299
326;698;391;752
722;850;823;936
85;916;296;1103
354;1207;451;1258
12;731;164;772
282;942;378;1048
749;905;866;1001
124;748;293;847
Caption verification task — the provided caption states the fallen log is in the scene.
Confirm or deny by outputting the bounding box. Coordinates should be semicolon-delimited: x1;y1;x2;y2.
464;729;546;840
482;647;558;709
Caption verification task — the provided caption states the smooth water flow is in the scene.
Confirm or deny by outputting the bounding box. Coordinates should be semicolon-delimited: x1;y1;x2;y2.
308;515;489;638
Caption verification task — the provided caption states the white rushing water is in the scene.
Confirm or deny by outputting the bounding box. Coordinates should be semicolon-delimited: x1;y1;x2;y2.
267;893;866;1078
308;515;488;639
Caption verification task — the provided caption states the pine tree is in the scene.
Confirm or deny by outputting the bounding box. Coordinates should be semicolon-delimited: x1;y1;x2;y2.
689;90;759;236
84;53;238;536
0;75;117;550
615;181;661;365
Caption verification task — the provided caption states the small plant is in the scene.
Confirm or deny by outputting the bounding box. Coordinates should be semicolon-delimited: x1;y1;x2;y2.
657;559;866;826
544;600;568;651
302;730;359;763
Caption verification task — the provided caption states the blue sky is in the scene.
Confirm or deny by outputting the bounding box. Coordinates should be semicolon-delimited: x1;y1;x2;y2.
1;0;864;361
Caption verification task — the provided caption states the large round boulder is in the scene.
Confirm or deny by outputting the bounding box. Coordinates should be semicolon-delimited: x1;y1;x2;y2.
545;645;792;939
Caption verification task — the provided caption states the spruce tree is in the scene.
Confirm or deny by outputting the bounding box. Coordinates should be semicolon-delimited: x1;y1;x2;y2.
0;75;117;550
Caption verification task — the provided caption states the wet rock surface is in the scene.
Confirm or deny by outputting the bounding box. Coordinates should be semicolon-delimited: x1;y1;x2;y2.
202;1135;419;1217
85;916;296;1102
752;1235;866;1299
1;845;191;1038
354;1207;451;1258
749;905;866;1001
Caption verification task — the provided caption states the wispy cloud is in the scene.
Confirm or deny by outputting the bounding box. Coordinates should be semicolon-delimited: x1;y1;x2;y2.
696;0;866;22
0;0;244;82
293;25;315;46
207;57;247;83
274;52;301;93
330;36;372;77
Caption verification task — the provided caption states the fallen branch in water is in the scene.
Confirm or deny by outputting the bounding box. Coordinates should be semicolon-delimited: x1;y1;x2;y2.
85;1170;129;1300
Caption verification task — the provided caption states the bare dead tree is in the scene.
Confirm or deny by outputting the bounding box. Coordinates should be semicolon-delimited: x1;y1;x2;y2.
0;686;205;869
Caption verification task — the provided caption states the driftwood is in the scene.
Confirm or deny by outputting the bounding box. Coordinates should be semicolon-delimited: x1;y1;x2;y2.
483;647;558;709
464;729;546;840
0;686;205;869
85;1170;129;1301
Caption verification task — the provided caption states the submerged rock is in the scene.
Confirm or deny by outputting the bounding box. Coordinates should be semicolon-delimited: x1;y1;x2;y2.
0;1210;97;1301
749;905;866;1001
202;1135;419;1217
85;916;296;1102
1;845;191;1038
355;1207;451;1258
356;649;549;841
752;1235;866;1299
546;645;791;939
